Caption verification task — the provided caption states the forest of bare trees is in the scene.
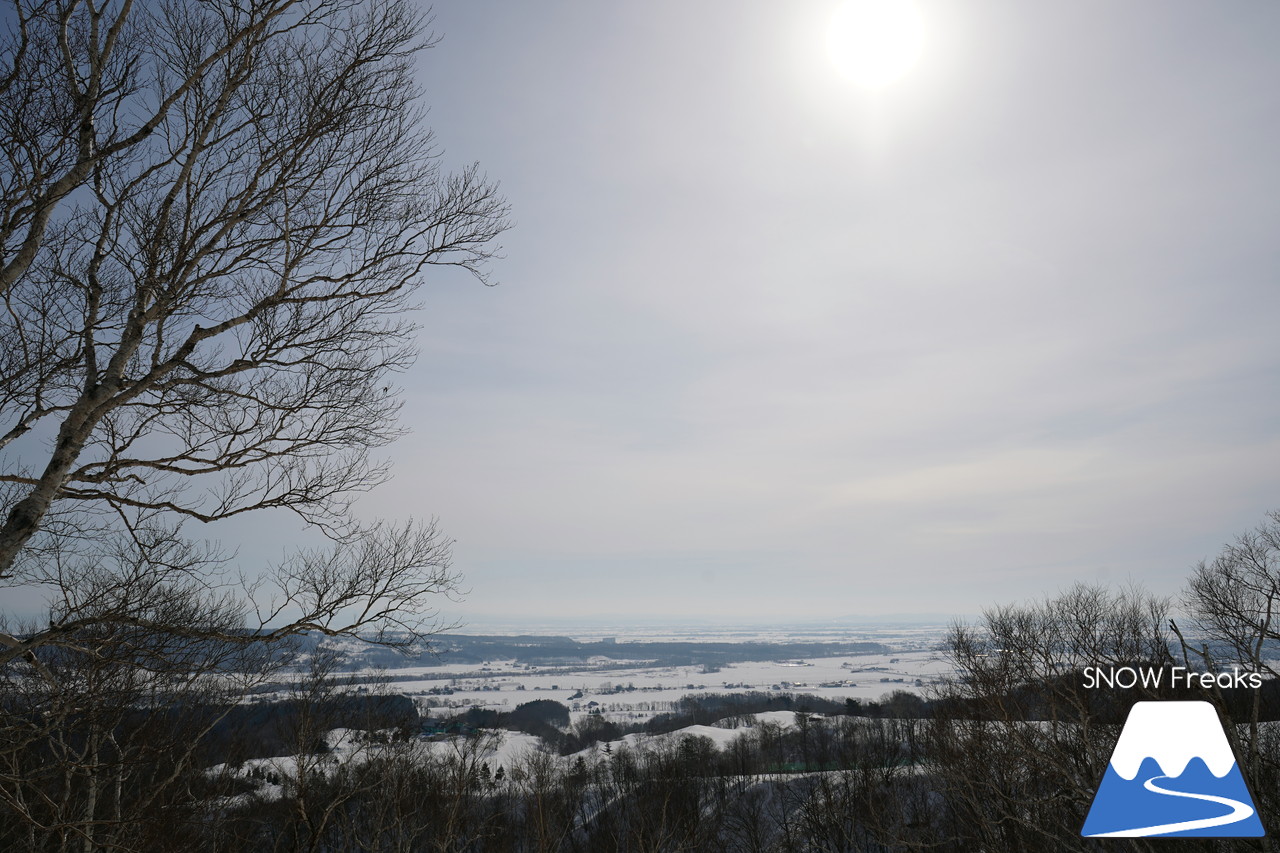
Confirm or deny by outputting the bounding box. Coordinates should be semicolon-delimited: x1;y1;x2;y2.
6;509;1280;851
200;518;1280;853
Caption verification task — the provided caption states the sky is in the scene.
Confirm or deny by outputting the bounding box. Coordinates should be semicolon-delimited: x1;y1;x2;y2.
308;0;1280;626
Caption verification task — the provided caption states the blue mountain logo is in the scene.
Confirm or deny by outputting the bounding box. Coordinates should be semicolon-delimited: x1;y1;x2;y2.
1081;700;1265;838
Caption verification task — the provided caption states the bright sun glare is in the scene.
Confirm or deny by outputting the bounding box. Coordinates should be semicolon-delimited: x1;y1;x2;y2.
826;0;925;89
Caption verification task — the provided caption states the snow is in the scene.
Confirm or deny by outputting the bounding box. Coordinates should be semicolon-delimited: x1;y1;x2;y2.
385;649;950;726
430;730;546;772
571;709;828;759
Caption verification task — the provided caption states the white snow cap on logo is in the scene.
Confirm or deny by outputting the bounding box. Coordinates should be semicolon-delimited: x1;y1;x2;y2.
1108;701;1237;780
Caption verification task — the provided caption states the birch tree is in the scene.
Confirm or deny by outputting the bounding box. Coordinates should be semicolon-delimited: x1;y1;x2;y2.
0;0;507;845
0;0;507;658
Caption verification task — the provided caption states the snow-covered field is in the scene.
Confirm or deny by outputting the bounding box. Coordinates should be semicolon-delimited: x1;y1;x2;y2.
208;709;848;801
212;627;957;802
383;647;952;725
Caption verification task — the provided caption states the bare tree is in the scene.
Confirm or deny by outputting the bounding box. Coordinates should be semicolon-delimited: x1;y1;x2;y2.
0;559;271;852
1183;510;1280;683
1182;509;1280;822
0;0;507;846
930;584;1177;852
0;0;508;657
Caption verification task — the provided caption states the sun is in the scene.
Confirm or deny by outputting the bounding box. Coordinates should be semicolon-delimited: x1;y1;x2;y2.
826;0;926;90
